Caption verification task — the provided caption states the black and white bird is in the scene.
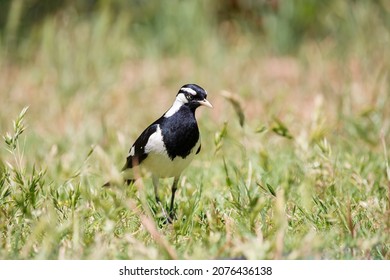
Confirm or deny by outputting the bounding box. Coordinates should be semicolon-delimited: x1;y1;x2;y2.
120;84;212;220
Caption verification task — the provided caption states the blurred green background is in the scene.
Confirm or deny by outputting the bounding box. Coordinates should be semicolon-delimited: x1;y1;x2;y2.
1;0;390;134
1;0;390;259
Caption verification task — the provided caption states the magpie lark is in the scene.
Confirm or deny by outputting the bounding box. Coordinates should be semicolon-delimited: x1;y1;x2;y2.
121;84;212;220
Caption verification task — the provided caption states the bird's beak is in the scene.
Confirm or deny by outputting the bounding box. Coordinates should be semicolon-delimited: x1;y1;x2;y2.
198;98;213;108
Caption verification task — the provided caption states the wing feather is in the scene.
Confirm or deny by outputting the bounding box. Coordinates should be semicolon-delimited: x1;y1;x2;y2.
122;124;158;170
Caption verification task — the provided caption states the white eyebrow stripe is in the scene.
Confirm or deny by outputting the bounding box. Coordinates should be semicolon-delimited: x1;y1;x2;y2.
180;87;197;96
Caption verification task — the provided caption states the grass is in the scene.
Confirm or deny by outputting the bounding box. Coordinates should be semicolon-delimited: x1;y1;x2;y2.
0;1;390;260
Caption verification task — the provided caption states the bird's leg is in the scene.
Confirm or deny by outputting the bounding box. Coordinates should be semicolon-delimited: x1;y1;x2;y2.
169;177;179;221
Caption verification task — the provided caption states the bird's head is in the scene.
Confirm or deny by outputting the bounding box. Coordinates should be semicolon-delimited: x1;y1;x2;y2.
176;84;213;110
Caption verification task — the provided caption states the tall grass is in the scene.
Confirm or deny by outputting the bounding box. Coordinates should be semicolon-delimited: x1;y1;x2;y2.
0;1;389;259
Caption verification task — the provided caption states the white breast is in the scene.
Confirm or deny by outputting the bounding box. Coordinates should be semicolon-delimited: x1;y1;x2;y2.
123;124;200;179
144;143;200;178
143;126;200;178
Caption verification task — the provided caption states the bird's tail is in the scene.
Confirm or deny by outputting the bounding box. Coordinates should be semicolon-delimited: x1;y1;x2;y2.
102;181;111;187
101;178;135;188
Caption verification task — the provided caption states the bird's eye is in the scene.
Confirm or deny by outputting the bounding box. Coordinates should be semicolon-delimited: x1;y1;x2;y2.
186;94;193;101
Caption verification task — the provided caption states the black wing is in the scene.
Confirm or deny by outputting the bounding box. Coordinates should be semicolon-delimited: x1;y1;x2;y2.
122;123;158;170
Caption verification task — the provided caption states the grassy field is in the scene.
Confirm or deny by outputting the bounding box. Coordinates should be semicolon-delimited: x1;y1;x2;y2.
0;1;390;259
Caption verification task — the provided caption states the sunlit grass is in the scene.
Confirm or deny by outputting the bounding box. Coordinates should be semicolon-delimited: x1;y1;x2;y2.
1;1;390;260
